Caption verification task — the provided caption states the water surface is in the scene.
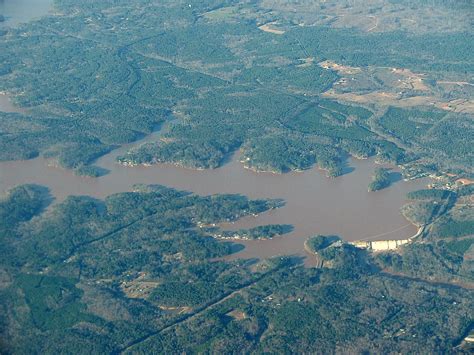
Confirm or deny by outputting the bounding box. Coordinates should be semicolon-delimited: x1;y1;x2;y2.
0;0;53;27
0;114;428;261
0;0;432;264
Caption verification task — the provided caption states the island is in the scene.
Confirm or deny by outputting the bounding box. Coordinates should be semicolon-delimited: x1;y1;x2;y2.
368;167;392;191
0;0;473;353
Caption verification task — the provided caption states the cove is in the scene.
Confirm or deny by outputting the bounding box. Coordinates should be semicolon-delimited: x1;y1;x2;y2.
0;117;428;261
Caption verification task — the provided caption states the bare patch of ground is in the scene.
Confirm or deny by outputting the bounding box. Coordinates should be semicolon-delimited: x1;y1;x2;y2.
202;6;238;21
437;99;474;114
162;252;184;262
158;305;192;314
297;57;315;68
319;60;361;74
456;178;474;186
120;272;160;299
323;90;474;114
437;81;474;87
367;15;378;32
319;61;474;114
259;0;472;34
121;280;160;299
227;309;247;320
258;22;285;35
390;68;430;91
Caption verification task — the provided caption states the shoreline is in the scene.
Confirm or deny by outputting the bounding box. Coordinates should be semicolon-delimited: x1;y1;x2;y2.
0;125;429;260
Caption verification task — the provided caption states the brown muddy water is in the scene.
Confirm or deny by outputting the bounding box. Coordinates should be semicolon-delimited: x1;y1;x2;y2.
0;0;428;263
0;100;428;261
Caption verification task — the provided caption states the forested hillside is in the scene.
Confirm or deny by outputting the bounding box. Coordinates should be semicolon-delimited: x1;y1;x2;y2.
0;0;472;178
0;183;473;353
0;0;472;353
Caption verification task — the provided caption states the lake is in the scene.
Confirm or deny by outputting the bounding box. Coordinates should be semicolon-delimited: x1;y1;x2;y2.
0;103;428;262
0;0;53;27
0;0;430;262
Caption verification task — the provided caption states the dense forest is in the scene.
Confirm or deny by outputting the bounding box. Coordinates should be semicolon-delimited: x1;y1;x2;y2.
0;183;473;353
0;0;471;178
368;167;392;191
0;0;473;353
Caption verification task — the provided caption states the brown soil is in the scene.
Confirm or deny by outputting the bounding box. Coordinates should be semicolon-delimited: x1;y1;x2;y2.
258;22;285;35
